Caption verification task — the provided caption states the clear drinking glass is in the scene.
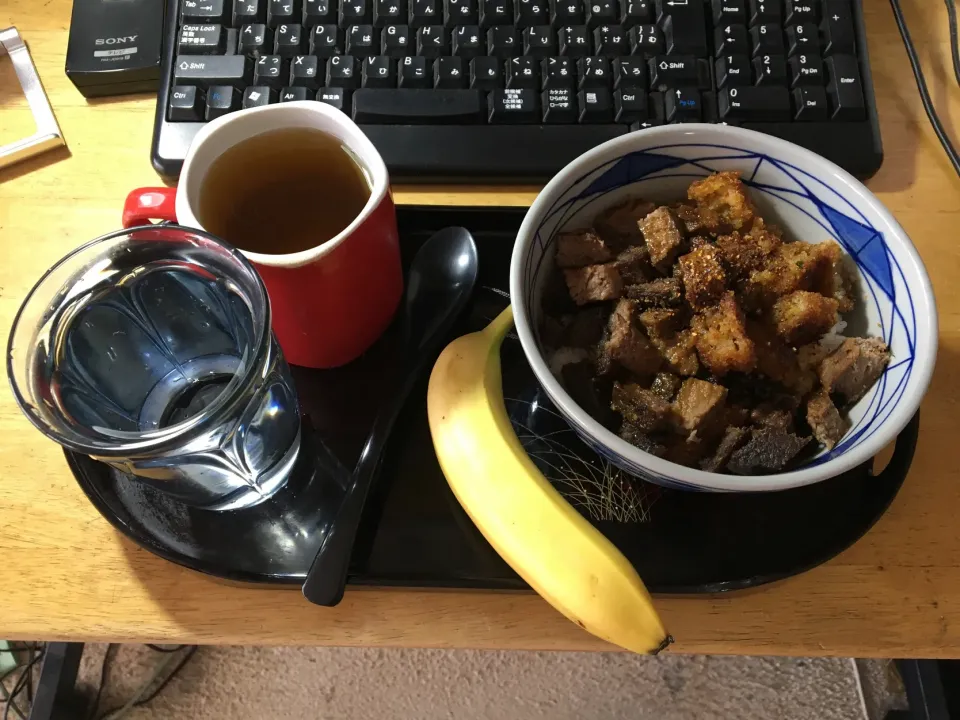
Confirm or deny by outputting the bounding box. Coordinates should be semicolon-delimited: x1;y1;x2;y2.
7;225;301;510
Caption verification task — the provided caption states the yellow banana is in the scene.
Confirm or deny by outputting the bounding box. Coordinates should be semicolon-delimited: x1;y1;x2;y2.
427;306;672;654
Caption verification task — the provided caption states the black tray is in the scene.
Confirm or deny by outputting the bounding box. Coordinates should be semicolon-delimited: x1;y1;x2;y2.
67;206;918;594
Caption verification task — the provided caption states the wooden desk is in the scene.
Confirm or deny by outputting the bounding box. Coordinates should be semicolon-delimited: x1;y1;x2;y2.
2;0;959;657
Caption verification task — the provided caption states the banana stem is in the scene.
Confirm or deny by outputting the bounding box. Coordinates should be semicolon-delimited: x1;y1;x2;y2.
483;305;515;344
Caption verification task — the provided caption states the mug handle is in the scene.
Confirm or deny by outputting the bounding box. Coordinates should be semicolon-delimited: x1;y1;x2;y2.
122;187;178;228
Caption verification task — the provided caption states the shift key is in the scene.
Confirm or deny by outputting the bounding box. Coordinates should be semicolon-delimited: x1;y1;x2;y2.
647;55;710;89
174;55;252;88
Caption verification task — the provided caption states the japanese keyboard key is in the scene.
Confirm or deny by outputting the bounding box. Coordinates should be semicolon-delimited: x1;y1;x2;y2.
382;24;412;55
480;0;513;26
242;85;277;107
410;0;441;26
453;25;484;56
594;25;629;55
489;88;540;122
417;25;448;55
488;25;521;56
578;56;611;88
718;85;790;121
341;0;372;26
788;52;822;87
753;53;787;85
655;0;708;56
305;0;336;26
205;85;240;119
363;55;398;85
327;54;358;85
712;0;746;25
613;57;646;88
374;0;407;25
586;0;618;29
267;0;297;27
254;54;286;86
169;85;204;120
446;0;479;25
629;24;664;56
347;25;379;56
714;23;748;56
559;25;590;56
621;0;654;27
400;55;433;85
179;24;225;55
825;54;865;120
523;26;557;56
435;56;468;86
542;87;577;121
239;24;272;55
309;25;343;56
275;23;306;55
551;0;584;27
821;0;855;55
507;56;540;87
750;24;783;56
317;86;351;110
578;88;613;122
516;0;550;28
542;56;574;88
234;0;264;25
280;86;310;101
792;85;828;120
785;23;819;56
665;87;701;122
470;55;504;88
290;54;322;86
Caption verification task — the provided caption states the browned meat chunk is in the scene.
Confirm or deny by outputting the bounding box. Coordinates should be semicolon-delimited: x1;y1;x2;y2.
674;378;728;432
641;207;686;268
594;198;655;249
818;337;891;404
625;277;683;307
806;388;849;450
700;426;750;472
561;306;611;347
611;382;673;432
796;341;831;373
564;263;623;305
555;229;614;268
678;244;727;309
692;292;756;376
687;171;755;232
747;320;816;395
772;290;839;346
715;221;782;280
650;371;682;400
619;422;667;456
639;309;699;376
672;202;720;236
664;433;707;468
598;299;663;376
753;408;794;431
727;427;811;475
741;240;843;312
614;245;655;284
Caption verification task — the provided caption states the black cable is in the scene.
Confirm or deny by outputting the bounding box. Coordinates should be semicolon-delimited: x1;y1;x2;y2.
890;0;960;177
3;651;44;720
946;0;960;88
133;646;197;706
145;644;186;653
86;644;118;720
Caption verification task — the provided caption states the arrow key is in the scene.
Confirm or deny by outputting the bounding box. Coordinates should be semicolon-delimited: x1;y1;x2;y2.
785;23;819;56
665;87;700;122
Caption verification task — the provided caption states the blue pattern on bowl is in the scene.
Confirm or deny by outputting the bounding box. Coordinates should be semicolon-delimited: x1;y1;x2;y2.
521;143;918;488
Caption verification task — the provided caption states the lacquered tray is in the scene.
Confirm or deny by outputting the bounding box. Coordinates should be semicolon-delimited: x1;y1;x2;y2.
66;206;918;594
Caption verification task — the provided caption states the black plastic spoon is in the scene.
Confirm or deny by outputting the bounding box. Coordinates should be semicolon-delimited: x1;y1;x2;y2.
301;226;479;606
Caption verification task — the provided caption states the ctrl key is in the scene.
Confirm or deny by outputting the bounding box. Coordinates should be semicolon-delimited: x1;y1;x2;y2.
169;85;204;121
205;85;241;120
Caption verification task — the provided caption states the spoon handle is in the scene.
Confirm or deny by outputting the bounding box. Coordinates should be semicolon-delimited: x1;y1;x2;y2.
301;353;423;606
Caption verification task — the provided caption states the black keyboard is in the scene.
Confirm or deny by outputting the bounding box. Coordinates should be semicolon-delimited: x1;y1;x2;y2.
151;0;882;180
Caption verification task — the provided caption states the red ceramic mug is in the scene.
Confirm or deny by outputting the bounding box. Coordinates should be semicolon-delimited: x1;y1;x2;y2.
123;102;403;369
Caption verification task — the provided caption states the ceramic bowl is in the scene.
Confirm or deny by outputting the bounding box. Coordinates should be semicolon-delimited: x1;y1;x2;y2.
509;124;937;492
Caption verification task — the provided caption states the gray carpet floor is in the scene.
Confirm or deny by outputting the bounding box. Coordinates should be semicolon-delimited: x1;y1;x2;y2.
57;645;907;720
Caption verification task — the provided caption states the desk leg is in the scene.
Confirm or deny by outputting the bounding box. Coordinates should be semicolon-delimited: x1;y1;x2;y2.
28;643;85;720
887;660;960;720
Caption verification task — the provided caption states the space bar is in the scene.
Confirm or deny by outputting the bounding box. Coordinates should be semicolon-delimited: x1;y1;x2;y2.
352;89;485;124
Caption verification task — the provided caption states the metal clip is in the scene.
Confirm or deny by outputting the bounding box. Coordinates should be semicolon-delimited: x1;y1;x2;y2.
0;27;66;169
